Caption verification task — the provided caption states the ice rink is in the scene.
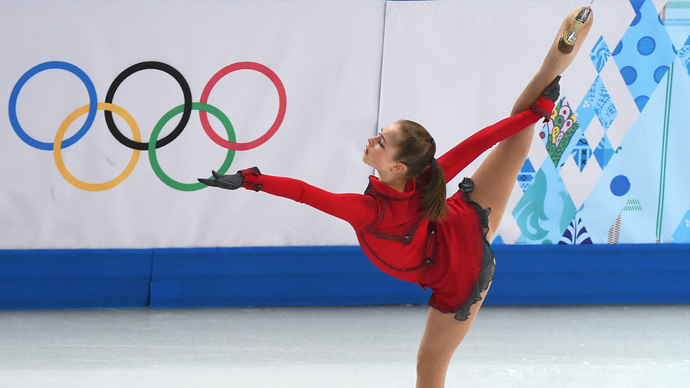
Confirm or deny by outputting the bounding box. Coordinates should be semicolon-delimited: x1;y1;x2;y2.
1;304;689;388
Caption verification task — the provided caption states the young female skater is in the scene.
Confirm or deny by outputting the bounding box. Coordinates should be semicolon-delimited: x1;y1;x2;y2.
200;8;592;388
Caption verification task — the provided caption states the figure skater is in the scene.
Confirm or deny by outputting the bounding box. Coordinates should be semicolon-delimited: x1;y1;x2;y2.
199;8;592;388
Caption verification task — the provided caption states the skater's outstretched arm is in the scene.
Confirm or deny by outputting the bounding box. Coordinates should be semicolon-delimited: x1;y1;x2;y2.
199;168;379;231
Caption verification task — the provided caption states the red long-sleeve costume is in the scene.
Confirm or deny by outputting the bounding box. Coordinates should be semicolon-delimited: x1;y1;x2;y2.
241;97;553;313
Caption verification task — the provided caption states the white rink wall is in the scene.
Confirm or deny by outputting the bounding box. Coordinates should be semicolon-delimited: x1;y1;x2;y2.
4;0;688;249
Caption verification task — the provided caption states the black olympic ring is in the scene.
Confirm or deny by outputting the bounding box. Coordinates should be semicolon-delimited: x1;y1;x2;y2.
104;61;193;150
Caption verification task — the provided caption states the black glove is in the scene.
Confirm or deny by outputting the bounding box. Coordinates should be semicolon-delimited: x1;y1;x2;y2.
198;170;244;190
542;75;561;102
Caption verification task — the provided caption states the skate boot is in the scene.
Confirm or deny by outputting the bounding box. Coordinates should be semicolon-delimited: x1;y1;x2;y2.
558;6;594;54
542;6;595;77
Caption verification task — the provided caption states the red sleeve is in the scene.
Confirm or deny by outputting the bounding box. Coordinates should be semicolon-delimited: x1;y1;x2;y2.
243;173;379;231
438;97;554;182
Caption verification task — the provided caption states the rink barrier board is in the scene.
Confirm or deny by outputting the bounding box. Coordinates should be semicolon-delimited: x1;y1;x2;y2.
0;249;153;309
1;244;689;309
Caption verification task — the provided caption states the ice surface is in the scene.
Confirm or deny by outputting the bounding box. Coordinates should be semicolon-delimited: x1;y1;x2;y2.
1;305;689;387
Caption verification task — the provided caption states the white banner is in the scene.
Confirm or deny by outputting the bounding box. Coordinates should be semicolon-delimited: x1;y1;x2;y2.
0;0;384;249
3;0;689;249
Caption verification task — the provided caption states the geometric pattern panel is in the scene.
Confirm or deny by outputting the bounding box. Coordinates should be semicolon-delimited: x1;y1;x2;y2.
512;0;690;244
670;209;690;243
570;135;592;172
517;158;537;192
593;134;617;169
612;0;677;111
540;97;580;170
678;35;690;78
512;160;578;245
559;213;594;244
574;76;618;131
590;36;612;73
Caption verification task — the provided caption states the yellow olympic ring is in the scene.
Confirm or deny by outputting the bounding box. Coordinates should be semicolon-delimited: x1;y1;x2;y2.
53;103;141;192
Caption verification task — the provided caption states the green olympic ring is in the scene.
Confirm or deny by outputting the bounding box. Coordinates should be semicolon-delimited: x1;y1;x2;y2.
149;102;236;192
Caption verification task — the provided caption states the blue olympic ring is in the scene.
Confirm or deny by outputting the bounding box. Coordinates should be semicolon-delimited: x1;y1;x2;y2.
8;61;98;151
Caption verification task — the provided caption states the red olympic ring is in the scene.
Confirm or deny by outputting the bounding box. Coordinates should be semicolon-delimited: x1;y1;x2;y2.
199;62;287;151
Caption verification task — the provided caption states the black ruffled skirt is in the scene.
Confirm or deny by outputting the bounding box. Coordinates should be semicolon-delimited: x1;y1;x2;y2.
453;177;496;322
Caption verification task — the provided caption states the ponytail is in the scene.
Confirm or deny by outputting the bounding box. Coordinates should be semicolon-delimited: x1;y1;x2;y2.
395;120;449;221
419;163;448;221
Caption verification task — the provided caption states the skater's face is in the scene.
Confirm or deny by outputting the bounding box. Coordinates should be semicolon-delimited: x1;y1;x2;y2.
363;123;405;175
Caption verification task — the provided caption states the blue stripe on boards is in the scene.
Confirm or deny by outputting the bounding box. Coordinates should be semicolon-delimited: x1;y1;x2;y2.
1;244;689;309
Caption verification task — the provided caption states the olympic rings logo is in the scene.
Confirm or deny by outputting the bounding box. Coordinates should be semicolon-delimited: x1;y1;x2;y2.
8;60;287;192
